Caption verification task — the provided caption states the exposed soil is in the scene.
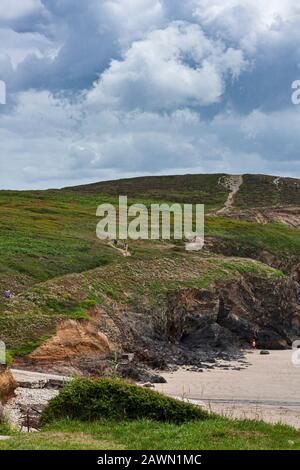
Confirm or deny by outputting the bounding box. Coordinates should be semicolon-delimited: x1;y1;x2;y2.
216;175;243;215
224;206;300;229
0;366;17;405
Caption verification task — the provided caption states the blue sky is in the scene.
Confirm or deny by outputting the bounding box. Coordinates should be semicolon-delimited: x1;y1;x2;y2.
0;0;300;189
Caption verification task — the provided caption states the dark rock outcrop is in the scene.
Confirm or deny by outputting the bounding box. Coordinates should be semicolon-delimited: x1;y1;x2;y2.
164;274;300;351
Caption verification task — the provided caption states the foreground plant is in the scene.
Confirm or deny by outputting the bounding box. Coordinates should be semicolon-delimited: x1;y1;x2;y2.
41;378;208;424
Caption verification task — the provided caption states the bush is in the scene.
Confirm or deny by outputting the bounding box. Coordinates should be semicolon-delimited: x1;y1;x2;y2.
41;378;208;424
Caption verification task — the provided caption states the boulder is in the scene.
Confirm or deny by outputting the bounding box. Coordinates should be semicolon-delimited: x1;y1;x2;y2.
256;329;288;350
181;322;236;349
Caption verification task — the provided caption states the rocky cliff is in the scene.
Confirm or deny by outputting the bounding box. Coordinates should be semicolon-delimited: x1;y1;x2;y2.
11;259;300;376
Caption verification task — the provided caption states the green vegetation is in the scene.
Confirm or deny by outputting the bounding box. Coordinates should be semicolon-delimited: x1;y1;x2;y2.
2;376;300;450
8;334;53;358
66;173;230;209
0;173;299;353
0;190;121;294
235;174;300;208
0;314;58;350
1;417;300;450
206;216;300;262
0;174;299;451
37;297;96;320
0;174;299;296
41;378;207;424
0;252;286;351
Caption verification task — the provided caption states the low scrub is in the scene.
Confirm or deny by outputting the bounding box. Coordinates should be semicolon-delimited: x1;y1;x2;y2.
41;378;208;424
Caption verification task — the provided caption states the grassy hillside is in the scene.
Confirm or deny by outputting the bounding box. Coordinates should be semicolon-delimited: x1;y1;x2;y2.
0;252;283;350
0;173;299;354
66;173;300;208
1;174;299;294
235;174;300;208
1;173;300;451
206;216;300;267
65;173;230;208
0;190;120;293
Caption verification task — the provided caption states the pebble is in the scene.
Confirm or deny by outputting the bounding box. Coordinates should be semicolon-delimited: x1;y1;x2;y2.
4;387;59;431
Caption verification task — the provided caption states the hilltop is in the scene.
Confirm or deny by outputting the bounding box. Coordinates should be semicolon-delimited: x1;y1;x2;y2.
65;173;300;209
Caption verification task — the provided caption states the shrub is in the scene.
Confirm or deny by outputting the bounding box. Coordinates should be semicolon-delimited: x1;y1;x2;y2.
41;378;208;424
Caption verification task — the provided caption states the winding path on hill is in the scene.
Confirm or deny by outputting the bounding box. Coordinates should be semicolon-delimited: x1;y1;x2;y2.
217;175;243;215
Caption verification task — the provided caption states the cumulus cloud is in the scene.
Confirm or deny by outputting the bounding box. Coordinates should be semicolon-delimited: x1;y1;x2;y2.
193;0;300;51
1;0;166;94
88;21;246;111
1;88;299;189
0;28;54;67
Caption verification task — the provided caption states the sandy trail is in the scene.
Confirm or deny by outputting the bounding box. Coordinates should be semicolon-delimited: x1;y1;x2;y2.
154;350;300;428
217;175;243;215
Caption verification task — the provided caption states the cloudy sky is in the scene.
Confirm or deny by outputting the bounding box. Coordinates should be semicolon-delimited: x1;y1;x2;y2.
0;0;300;189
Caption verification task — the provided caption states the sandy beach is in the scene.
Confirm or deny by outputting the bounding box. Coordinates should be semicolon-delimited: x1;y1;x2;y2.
155;350;300;428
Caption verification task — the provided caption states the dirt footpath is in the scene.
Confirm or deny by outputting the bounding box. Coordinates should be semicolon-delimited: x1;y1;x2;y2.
155;350;300;428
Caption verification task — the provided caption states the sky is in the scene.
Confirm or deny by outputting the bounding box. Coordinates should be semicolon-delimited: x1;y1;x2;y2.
0;0;300;189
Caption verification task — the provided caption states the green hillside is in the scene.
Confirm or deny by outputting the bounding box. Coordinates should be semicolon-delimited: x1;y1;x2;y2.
66;173;300;208
0;173;299;356
1;173;299;294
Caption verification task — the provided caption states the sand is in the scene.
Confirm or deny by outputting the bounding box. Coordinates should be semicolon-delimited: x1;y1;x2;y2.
154;350;300;428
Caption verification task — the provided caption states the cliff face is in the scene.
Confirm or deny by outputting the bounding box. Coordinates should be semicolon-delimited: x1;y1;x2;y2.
165;275;300;351
13;270;300;376
13;308;121;375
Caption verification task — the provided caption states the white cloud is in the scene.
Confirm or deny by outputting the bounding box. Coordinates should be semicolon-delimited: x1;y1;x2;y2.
88;21;246;111
103;0;165;46
1;86;300;189
0;0;43;21
0;28;55;67
0;0;299;188
193;0;300;53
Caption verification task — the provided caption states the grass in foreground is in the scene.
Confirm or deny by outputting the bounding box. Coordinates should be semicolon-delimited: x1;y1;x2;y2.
0;418;300;450
1;378;297;450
